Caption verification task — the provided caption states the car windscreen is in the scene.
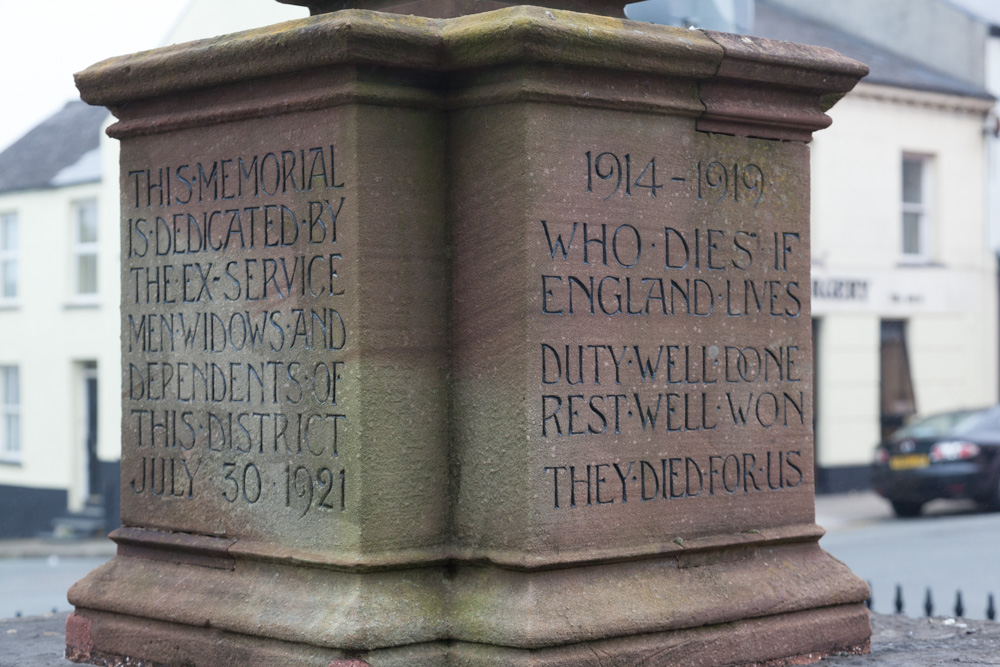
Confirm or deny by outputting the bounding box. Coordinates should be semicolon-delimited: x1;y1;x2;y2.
950;408;1000;437
891;410;978;441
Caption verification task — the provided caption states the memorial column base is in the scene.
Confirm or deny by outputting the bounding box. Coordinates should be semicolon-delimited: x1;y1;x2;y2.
68;526;869;666
68;604;869;667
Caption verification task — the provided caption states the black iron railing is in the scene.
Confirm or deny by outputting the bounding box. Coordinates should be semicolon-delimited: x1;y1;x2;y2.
867;582;996;620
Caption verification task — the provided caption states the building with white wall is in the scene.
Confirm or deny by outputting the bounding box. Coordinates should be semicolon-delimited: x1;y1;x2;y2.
754;0;999;491
628;0;1000;491
0;0;306;538
0;101;119;536
807;84;997;488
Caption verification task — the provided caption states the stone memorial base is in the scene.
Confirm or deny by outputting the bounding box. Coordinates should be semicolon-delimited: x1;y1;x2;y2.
68;5;870;666
69;606;867;667
69;530;868;665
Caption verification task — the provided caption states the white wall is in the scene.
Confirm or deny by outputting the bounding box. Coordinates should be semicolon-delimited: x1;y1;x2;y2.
814;315;879;467
0;174;120;509
98;118;122;466
811;83;998;468
0;0;309;515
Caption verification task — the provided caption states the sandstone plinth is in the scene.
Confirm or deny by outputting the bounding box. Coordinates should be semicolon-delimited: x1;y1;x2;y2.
68;7;870;665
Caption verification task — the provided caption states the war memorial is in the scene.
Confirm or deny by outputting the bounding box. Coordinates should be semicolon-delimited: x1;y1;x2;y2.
65;0;871;663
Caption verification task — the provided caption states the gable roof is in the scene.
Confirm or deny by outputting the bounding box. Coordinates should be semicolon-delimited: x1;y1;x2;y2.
0;100;109;195
754;0;993;100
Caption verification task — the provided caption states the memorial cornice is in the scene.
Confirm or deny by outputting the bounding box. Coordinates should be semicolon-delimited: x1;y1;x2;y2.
75;6;867;143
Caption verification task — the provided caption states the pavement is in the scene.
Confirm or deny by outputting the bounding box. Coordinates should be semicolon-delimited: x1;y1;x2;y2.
814;490;983;534
0;537;116;559
815;490;895;533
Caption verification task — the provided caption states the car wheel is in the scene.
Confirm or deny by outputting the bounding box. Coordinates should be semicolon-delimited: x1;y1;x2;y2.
891;500;923;517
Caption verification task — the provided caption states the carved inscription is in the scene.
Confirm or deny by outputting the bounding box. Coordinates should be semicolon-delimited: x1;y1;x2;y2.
540;150;806;510
122;144;349;520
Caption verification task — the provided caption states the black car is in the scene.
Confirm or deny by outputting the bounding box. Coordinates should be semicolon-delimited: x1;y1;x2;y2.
872;407;1000;517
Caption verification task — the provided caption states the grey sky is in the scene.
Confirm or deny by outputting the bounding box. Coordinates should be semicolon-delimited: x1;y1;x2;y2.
0;1;191;153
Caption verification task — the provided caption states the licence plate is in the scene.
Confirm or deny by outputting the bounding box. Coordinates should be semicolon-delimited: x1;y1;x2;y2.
889;454;930;470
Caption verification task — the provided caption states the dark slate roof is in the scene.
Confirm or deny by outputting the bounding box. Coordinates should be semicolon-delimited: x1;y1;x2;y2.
0;100;109;195
754;0;993;100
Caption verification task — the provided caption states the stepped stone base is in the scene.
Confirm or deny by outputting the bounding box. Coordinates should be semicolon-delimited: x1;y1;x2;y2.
67;530;870;666
67;604;870;667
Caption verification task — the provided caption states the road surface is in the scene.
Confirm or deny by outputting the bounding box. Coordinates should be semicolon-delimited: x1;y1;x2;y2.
820;496;1000;620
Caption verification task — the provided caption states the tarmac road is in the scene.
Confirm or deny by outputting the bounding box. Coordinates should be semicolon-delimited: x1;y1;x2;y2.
0;539;114;619
0;555;110;619
818;495;1000;621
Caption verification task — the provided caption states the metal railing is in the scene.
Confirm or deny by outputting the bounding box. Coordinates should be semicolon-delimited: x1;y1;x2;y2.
868;582;996;620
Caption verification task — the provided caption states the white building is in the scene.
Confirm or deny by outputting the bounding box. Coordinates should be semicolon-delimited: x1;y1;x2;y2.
626;0;1000;490
0;101;119;536
0;0;305;538
753;0;999;491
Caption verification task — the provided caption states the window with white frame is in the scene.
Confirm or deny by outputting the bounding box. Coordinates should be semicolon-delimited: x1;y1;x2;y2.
0;366;19;463
0;212;17;301
72;199;98;299
901;155;931;261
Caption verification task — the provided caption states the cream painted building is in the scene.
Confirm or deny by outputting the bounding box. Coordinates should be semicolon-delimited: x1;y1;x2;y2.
626;0;1000;490
0;0;305;537
0;101;119;536
810;84;997;487
753;0;1000;490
